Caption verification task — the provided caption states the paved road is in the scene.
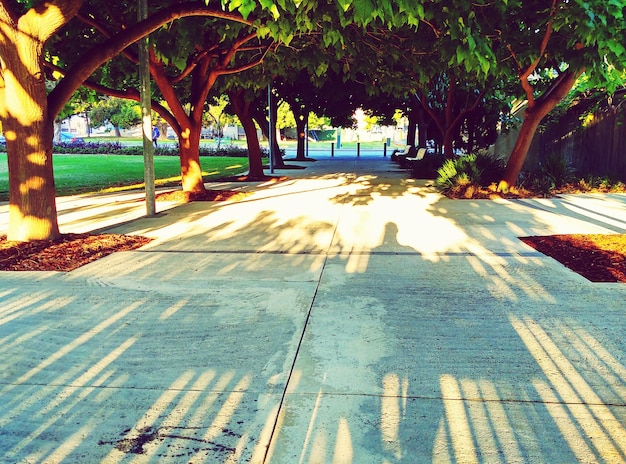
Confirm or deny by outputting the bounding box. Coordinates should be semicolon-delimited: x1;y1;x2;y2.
1;157;626;463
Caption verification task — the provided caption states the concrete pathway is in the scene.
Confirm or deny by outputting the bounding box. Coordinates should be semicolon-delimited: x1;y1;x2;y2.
1;156;626;463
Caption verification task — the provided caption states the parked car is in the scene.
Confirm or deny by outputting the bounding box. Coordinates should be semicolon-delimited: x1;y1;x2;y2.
166;127;177;140
59;133;85;144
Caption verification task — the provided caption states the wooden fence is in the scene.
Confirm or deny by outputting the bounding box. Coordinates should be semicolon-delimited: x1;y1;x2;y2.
530;104;626;179
493;94;626;179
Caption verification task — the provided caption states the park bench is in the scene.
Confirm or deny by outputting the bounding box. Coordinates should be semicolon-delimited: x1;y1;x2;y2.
400;147;427;168
390;145;413;162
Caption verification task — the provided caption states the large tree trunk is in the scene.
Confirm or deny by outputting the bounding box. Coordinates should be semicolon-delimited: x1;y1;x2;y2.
151;62;209;193
288;100;308;161
498;112;543;189
251;106;286;169
442;129;456;158
294;115;307;161
499;70;581;189
0;1;82;241
5;85;60;241
229;91;265;179
178;125;207;193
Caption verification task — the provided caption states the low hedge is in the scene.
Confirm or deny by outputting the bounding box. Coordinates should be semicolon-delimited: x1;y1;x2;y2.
51;141;270;158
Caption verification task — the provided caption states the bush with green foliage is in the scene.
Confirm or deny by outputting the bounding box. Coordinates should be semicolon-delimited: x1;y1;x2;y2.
516;152;577;195
435;152;504;194
53;141;123;154
51;141;271;158
537;152;576;188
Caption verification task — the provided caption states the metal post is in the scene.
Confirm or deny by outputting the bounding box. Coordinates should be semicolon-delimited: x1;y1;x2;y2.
305;114;309;158
383;143;387;157
267;85;274;174
331;142;334;157
138;0;155;216
357;142;360;157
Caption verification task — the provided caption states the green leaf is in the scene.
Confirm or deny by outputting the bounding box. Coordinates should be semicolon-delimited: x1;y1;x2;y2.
352;0;376;25
467;34;476;51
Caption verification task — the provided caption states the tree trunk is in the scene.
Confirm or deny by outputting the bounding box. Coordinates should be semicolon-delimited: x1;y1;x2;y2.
498;112;543;189
6;101;60;242
415;107;430;148
229;91;265;179
268;93;285;167
294;115;307;161
442;129;455;158
251;106;286;168
178;125;206;192
406;111;418;148
151;62;209;193
288;100;308;161
2;37;59;241
499;70;581;190
0;0;81;241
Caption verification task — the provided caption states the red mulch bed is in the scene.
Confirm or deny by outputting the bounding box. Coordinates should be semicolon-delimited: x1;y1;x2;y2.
0;233;152;272
521;234;626;283
1;232;624;278
155;189;251;202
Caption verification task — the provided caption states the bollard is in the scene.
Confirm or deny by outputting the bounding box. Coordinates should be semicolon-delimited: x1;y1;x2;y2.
357;142;360;157
383;143;387;157
331;142;334;157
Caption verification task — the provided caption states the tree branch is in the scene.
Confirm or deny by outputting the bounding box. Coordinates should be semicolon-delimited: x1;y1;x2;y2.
517;0;560;108
22;0;83;42
47;3;254;119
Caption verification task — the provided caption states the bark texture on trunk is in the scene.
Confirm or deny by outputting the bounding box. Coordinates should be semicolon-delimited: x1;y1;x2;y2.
499;70;580;190
178;127;207;193
294;116;307;161
0;1;81;241
229;91;265;178
251;106;286;169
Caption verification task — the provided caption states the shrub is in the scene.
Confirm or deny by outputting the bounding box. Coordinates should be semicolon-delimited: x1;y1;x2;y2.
538;152;576;188
51;140;270;158
435;152;504;195
53;141;124;154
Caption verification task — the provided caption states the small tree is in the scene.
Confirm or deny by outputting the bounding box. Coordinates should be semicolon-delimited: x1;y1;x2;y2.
494;0;626;189
89;97;142;136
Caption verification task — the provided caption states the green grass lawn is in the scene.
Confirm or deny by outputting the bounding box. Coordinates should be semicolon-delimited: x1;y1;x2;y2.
0;154;249;201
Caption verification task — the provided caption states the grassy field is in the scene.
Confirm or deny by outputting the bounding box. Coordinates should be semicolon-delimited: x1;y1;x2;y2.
0;154;249;201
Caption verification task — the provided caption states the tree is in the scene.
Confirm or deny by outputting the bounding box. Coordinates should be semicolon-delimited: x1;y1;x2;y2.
493;0;626;189
0;0;82;241
0;0;424;242
227;87;266;178
89;97;142;136
0;1;265;241
51;5;274;194
204;95;234;148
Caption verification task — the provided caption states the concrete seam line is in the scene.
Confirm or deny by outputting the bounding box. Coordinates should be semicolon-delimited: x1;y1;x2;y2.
261;192;344;463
